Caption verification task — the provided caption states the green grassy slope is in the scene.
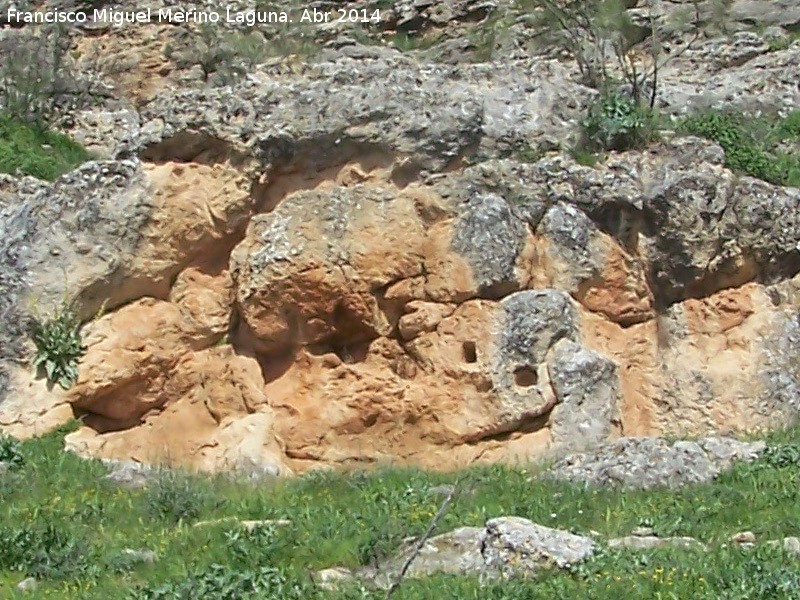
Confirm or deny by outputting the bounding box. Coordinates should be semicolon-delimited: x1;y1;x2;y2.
2;423;800;598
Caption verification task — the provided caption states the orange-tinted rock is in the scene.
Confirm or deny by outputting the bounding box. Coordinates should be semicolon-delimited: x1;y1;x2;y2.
65;346;290;475
67;298;209;425
230;185;428;354
6;141;800;476
169;262;234;341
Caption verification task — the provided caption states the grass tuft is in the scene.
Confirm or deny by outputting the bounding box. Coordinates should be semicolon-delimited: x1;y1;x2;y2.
0;114;90;181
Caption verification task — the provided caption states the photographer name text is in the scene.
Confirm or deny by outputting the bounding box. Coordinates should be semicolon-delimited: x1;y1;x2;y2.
6;6;381;27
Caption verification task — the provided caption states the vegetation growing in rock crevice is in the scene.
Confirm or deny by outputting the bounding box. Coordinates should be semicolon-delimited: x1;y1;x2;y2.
30;302;86;390
0;25;91;180
681;110;800;187
0;115;90;181
580;89;660;152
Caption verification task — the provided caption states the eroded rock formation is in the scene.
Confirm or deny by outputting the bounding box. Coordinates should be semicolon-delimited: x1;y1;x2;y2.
1;1;800;474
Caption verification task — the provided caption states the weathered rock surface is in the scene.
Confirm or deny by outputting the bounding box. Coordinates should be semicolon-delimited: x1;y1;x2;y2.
377;526;487;582
2;9;800;473
547;437;766;489
482;517;595;573
346;517;595;587
3;135;800;472
122;51;588;173
548;339;622;450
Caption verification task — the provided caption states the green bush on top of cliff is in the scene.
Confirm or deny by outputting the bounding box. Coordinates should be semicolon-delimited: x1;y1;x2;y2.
0;114;90;181
0;24;98;131
0;25;93;179
0;25;71;129
681;110;800;187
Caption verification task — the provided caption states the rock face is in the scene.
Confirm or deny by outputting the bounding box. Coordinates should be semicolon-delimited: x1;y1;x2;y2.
546;437;767;489
379;526;486;581
2;132;799;473
2;4;800;473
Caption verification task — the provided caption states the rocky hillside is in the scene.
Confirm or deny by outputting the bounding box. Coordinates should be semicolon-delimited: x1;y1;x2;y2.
0;0;799;475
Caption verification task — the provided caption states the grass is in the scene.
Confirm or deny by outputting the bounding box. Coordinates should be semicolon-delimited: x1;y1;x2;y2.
2;423;800;597
0;114;90;181
680;109;800;187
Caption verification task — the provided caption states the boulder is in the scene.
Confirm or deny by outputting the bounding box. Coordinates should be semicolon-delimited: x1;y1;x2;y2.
16;577;37;593
377;526;487;583
483;516;595;574
354;517;594;587
547;436;766;489
119;548;157;565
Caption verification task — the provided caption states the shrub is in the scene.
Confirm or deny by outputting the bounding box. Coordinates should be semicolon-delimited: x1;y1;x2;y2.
225;524;294;568
144;470;210;524
0;523;89;580
0;433;24;470
0;114;90;180
718;557;800;599
533;0;640;89
682;110;800;187
129;564;315;600
746;444;800;470
580;89;656;152
30;302;86;390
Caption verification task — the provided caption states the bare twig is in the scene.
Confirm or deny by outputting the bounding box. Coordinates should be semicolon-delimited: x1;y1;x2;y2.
383;484;459;600
640;0;703;102
648;0;660;108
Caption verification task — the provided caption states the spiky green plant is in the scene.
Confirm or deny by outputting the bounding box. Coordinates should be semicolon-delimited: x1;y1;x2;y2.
30;304;86;390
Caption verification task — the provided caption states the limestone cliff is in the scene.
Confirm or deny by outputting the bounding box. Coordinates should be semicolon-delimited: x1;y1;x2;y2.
1;0;799;474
